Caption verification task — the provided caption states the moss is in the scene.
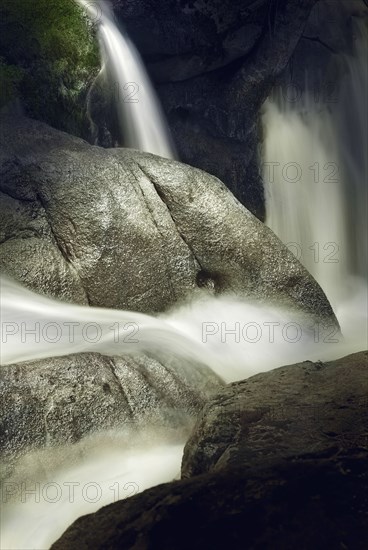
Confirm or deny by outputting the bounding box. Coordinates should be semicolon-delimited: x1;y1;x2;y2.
0;0;100;137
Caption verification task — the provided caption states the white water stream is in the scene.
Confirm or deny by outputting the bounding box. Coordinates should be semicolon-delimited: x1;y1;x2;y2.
78;0;175;158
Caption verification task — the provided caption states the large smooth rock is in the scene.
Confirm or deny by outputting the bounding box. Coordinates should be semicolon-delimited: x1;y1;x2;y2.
182;351;368;478
0;351;221;461
0;115;337;326
51;453;368;550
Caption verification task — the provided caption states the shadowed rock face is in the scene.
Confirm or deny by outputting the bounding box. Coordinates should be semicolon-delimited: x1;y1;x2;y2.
51;351;368;550
51;458;368;550
0;115;336;326
0;351;222;461
181;351;368;478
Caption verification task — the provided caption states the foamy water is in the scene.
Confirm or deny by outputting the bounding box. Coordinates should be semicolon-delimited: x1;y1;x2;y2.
1;281;366;550
3;275;365;384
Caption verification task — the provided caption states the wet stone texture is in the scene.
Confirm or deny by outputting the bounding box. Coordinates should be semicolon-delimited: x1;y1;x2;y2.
0;114;337;327
182;351;368;477
110;0;320;219
0;351;222;462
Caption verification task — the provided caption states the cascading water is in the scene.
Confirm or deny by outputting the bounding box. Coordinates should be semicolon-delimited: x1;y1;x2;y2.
263;20;368;309
78;0;175;158
262;98;348;303
262;20;368;354
1;11;367;550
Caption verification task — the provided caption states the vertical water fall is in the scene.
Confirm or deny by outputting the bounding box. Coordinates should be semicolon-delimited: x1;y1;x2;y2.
78;0;176;158
263;21;367;310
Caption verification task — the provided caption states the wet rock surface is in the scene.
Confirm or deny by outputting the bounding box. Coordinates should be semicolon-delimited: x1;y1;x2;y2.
53;458;368;550
182;351;368;477
0;115;337;325
107;0;367;219
0;351;222;461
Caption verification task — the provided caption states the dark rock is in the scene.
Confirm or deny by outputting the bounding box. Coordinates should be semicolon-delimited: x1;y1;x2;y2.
51;453;368;550
115;0;269;81
0;114;337;326
275;0;368;108
52;351;368;549
182;351;368;478
0;351;222;460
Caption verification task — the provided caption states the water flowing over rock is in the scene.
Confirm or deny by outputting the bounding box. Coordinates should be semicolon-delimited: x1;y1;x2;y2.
0;114;337;326
0;2;366;547
78;0;176;158
263;17;368;305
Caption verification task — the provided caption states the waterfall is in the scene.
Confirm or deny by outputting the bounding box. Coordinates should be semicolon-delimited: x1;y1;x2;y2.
263;21;367;310
78;0;175;158
2;283;366;550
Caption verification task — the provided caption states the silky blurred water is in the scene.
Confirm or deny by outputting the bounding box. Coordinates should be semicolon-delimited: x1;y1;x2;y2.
263;20;367;309
78;0;175;158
